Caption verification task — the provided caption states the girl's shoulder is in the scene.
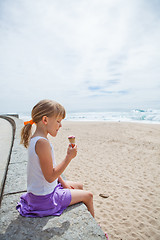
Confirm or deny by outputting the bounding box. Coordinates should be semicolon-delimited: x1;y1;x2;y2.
30;136;53;150
32;137;52;156
30;136;50;148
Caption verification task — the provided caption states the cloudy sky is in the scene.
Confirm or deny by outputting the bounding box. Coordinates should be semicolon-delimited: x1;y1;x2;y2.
0;0;160;113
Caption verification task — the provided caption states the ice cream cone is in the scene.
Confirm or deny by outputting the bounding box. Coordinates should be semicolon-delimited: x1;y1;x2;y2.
68;135;76;148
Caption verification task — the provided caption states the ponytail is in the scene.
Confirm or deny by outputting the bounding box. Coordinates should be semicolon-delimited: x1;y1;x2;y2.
20;123;32;148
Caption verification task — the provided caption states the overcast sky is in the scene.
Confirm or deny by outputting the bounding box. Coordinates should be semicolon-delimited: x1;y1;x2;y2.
0;0;160;113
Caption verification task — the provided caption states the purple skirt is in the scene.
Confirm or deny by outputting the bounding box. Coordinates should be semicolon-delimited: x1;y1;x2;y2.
16;183;72;217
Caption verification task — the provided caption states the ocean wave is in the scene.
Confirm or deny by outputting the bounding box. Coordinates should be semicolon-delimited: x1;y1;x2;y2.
18;109;160;124
66;109;160;124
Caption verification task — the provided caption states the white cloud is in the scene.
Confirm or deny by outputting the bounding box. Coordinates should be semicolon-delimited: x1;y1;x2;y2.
0;0;160;113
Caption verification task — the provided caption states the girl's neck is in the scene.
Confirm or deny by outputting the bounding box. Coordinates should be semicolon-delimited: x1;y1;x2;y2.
32;125;48;139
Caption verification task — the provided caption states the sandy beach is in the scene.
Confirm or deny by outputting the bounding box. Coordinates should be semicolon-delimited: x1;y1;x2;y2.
49;121;160;240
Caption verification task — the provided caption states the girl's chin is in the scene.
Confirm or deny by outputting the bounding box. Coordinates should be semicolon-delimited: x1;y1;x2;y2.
50;132;57;137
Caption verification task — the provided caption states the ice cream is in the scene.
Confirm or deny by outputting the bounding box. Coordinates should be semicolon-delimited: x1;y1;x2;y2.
68;135;76;148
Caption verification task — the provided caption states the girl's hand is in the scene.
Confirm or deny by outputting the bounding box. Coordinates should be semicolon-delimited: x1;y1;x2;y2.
66;144;77;160
61;182;73;189
58;176;72;189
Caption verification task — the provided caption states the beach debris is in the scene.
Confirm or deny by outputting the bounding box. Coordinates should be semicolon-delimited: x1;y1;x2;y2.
99;193;109;198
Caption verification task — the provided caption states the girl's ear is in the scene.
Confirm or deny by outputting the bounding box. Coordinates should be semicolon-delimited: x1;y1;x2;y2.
42;116;48;125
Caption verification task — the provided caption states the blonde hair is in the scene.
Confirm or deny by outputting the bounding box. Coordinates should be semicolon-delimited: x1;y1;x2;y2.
21;99;66;148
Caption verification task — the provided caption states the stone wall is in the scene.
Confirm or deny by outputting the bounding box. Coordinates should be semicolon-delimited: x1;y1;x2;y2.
0;116;106;240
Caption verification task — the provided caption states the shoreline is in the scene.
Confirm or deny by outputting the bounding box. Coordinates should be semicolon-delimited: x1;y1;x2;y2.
63;119;160;124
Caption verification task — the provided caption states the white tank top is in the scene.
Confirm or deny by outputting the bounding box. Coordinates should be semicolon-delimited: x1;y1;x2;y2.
27;136;58;195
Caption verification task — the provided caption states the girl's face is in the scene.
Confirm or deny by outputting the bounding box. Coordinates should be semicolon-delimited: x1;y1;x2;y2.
46;115;63;137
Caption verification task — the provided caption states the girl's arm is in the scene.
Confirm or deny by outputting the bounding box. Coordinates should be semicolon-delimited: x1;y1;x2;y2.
35;139;77;183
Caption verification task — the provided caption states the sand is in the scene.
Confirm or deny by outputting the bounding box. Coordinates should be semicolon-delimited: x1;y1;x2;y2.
49;121;160;240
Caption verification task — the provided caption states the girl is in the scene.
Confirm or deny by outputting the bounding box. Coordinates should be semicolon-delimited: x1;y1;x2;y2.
16;99;94;217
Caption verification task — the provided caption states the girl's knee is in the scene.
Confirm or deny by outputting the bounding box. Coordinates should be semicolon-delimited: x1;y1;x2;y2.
74;182;83;190
78;182;83;190
89;191;93;199
85;191;93;201
67;181;83;190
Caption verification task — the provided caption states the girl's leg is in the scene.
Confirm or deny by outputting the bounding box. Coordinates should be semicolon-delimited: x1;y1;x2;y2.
66;180;83;190
69;189;94;217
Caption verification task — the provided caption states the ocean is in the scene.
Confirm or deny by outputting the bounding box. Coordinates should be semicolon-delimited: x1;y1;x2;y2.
18;109;160;124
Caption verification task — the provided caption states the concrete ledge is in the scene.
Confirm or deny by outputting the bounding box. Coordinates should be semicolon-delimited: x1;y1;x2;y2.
0;116;106;240
0;114;19;118
0;116;16;203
